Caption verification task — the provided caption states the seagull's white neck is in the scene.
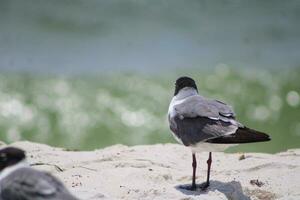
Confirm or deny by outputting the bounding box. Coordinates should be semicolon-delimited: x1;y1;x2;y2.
0;160;29;181
175;87;198;100
168;87;198;116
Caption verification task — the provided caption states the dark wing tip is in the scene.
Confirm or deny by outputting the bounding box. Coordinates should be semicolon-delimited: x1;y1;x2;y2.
206;127;271;144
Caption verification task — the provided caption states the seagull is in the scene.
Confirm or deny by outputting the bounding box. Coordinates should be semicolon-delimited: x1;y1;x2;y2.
0;147;79;200
168;76;270;190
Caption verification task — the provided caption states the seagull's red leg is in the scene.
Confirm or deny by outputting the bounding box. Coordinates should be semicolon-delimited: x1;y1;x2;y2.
192;153;197;190
203;152;212;189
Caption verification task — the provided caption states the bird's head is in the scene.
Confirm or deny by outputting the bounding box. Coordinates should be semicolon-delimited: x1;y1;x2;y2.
174;76;198;96
0;147;26;172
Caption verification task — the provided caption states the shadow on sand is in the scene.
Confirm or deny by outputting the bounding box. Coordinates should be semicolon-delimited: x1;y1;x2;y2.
175;180;250;200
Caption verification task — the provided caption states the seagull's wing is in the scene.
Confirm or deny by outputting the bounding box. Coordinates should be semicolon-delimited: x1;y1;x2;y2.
169;95;242;145
169;95;271;145
171;115;238;146
1;168;78;200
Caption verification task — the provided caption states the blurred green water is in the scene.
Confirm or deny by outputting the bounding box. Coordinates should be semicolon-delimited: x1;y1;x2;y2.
0;67;299;153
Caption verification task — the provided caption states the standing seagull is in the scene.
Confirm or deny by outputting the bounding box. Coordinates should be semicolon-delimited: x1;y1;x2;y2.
0;147;79;200
168;76;270;190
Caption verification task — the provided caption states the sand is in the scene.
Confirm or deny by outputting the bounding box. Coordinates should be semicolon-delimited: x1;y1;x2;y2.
1;141;300;200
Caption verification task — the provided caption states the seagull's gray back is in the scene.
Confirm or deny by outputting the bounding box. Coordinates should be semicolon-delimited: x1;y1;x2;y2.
173;95;236;120
0;167;78;200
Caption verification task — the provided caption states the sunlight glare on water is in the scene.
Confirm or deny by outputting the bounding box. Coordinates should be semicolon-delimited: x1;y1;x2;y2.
286;91;300;107
0;68;299;153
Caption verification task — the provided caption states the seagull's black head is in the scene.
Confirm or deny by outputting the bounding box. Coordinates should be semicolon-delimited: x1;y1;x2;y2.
174;76;198;96
0;147;26;171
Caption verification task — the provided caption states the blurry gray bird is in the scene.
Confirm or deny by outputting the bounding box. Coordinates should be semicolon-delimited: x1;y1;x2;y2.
0;147;79;200
168;76;270;190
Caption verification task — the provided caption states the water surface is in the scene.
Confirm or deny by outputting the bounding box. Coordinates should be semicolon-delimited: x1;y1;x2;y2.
1;67;299;153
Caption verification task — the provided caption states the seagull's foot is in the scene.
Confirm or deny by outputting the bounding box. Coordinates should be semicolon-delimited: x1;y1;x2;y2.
178;184;197;191
178;182;210;191
200;182;209;190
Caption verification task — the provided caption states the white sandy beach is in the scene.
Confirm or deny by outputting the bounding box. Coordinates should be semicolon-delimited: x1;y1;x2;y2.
1;141;300;200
